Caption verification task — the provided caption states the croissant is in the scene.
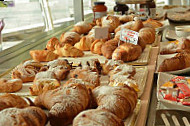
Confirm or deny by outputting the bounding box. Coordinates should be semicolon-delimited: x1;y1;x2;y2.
0;94;29;111
90;39;105;55
46;37;61;51
112;43;142;62
102;15;120;33
0;78;22;93
92;85;137;119
143;18;163;28
74;36;94;51
73;21;92;34
54;44;84;57
0;107;47;126
60;32;81;46
73;109;124;126
30;50;59;62
101;39;120;59
34;83;90;126
119;15;134;24
139;27;156;44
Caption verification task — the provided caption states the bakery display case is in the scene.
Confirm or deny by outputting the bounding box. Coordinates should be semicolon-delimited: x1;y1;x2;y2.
0;0;190;126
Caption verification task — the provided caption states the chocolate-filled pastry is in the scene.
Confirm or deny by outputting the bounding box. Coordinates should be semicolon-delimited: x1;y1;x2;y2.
54;44;84;57
34;83;90;126
0;78;22;93
73;21;92;34
30;50;59;62
46;37;61;51
73;109;124;126
92;85;137;119
60;31;81;46
112;43;142;62
101;39;120;59
0;106;47;126
0;94;29;111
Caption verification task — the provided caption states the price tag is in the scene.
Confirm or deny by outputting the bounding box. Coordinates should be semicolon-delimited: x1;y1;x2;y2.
120;28;139;45
94;27;109;39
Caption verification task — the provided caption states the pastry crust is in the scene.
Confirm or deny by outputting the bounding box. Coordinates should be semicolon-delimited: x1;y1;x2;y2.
119;15;134;24
73;109;124;126
102;15;120;33
0;94;29;111
143;18;163;28
90;39;105;55
60;32;81;46
30;50;59;62
0;78;22;93
54;43;84;57
139;27;156;45
73;21;92;34
112;43;142;62
74;36;94;51
46;37;61;51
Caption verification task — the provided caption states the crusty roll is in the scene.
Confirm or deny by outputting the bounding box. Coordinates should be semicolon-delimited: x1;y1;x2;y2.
46;37;61;51
60;32;81;46
112;43;142;62
73;21;92;34
30;50;59;62
0;94;29;111
101;39;120;59
0;78;22;93
54;43;84;57
102;15;120;33
73;109;124;126
90;39;105;55
92;85;137;119
34;83;90;126
119;15;134;24
139;27;156;45
74;36;94;51
0;106;47;126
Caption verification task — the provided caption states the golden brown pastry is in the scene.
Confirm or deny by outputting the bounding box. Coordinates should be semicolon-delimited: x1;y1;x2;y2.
119;15;134;24
74;36;94;51
0;78;22;93
54;43;84;57
30;50;59;62
0;106;47;126
60;31;81;46
34;83;90;126
34;71;56;81
73;109;124;126
92;85;137;119
22;60;43;71
101;15;120;33
112;43;142;62
90;39;105;55
101;59;124;75
70;68;100;88
46;37;61;51
73;21;92;34
0;94;29;111
143;18;163;28
139;27;156;45
101;39;120;59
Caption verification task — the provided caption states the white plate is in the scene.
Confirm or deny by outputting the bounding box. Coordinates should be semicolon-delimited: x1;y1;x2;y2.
156;20;169;32
165;29;178;40
157;72;190;111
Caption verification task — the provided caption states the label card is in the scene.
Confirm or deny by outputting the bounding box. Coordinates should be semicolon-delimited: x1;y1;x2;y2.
95;27;109;39
120;28;139;45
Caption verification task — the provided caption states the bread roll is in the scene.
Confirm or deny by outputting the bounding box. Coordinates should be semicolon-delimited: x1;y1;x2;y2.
60;32;81;46
73;21;92;34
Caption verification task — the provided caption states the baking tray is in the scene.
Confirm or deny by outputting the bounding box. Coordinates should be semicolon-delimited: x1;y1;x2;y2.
157;72;190;111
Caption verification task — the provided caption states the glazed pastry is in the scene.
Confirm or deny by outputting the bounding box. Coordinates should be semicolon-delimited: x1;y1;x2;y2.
101;39;120;59
0;94;29;111
70;68;100;88
0;107;47;126
74;36;94;51
139;27;156;45
34;83;90;126
119;15;134;24
60;31;81;46
143;18;163;28
30;50;59;62
73;21;92;34
30;78;60;96
54;43;84;57
92;85;137;119
0;78;22;93
90;39;105;55
73;109;124;126
46;37;61;51
112;43;142;62
101;15;120;33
